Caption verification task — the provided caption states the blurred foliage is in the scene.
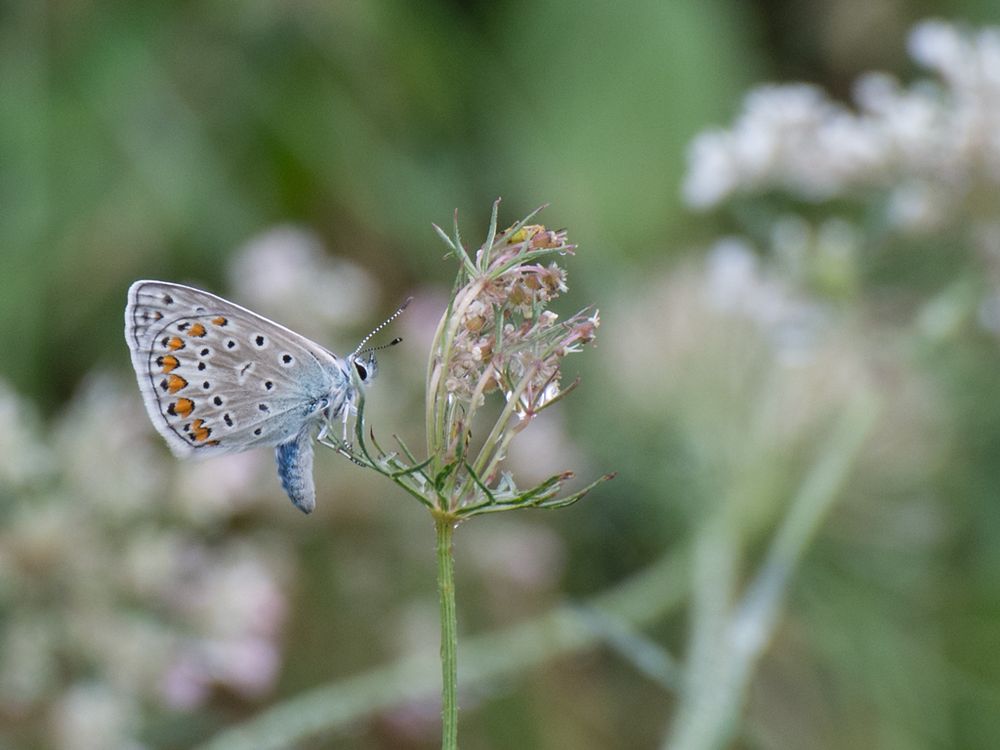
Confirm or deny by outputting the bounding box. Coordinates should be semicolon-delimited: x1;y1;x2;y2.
1;0;750;408
4;1;1000;749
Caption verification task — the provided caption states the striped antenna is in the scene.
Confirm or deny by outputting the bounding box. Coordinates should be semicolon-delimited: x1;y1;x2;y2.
352;297;412;357
358;337;403;356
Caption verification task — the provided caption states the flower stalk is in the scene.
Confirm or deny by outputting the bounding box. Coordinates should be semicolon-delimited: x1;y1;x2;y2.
435;515;459;750
319;199;612;748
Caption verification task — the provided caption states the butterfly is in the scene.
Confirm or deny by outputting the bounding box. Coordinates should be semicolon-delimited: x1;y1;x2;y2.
125;280;406;514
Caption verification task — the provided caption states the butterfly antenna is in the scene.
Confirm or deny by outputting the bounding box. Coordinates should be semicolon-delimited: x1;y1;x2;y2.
359;337;403;356
352;297;413;357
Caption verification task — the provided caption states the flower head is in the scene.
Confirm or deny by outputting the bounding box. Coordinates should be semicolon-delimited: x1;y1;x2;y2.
322;201;611;518
682;20;1000;227
423;204;605;507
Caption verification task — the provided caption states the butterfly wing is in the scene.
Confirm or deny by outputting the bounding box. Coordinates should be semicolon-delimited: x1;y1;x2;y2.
125;280;350;460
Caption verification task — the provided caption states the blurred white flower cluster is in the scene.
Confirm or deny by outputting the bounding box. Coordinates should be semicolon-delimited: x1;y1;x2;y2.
606;245;940;527
702;237;831;362
684;19;1000;232
0;376;294;750
610;242;842;401
227;225;379;341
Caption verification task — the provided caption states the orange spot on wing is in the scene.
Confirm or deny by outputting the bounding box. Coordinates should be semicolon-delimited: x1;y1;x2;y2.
159;355;179;373
172;398;194;418
166;374;188;394
188;323;207;337
190;419;212;442
212;316;228;327
167;337;185;350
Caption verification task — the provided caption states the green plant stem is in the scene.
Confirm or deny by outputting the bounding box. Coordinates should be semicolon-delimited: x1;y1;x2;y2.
193;548;689;750
436;515;459;750
665;391;878;750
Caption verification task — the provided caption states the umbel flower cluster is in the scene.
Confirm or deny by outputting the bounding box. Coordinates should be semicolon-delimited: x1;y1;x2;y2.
683;19;1000;232
443;249;571;406
322;200;608;518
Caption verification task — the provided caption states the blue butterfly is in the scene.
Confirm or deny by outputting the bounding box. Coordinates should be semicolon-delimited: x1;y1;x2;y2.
125;280;404;513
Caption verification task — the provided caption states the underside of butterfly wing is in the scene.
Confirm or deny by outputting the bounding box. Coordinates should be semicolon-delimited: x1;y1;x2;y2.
125;280;348;459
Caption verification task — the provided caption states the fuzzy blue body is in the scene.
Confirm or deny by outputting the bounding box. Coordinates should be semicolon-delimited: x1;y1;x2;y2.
276;430;317;513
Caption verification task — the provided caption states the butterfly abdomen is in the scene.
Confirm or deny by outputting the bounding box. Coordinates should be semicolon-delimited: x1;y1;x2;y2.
276;429;317;514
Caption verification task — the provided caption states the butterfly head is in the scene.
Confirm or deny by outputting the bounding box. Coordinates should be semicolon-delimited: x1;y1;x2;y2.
347;349;379;385
346;297;411;388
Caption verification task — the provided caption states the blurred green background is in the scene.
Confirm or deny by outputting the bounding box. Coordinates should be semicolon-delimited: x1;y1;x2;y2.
4;1;1000;748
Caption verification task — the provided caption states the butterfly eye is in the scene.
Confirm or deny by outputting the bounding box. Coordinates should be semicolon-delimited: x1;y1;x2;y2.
352;351;379;383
